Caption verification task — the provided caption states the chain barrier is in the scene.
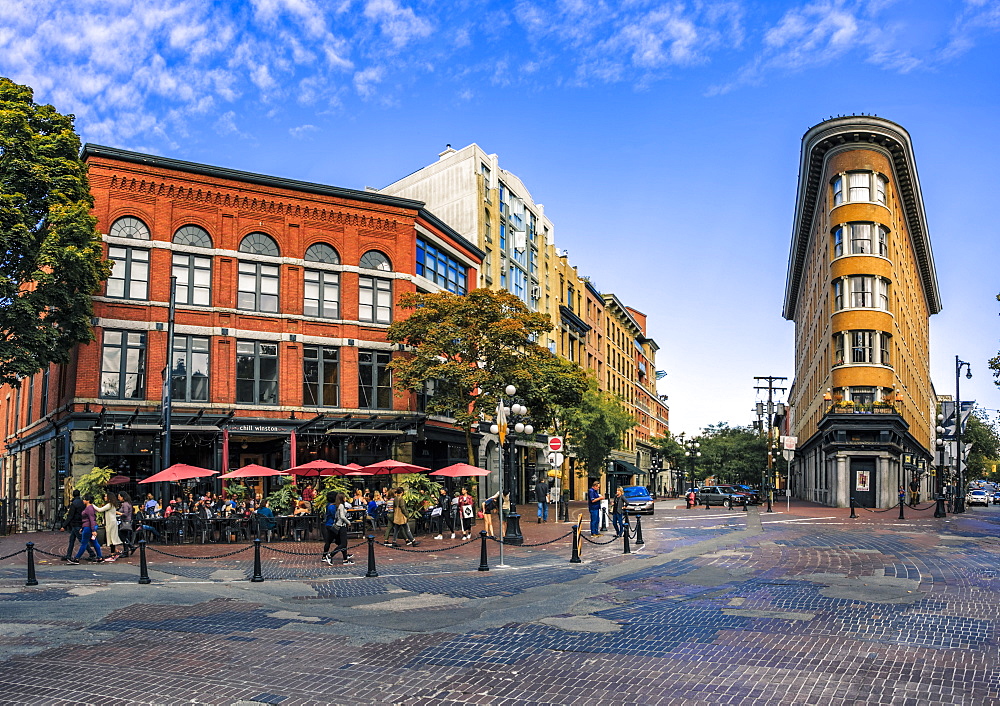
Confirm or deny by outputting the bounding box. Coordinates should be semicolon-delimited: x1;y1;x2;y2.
485;530;574;548
0;548;26;562
261;539;368;556
580;533;619;545
906;502;939;512
856;503;897;514
382;540;472;554
146;545;254;560
32;547;64;559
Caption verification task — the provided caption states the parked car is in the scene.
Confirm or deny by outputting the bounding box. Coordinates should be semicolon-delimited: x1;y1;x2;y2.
992;492;1000;506
730;485;761;504
696;485;750;508
621;486;655;515
966;490;989;507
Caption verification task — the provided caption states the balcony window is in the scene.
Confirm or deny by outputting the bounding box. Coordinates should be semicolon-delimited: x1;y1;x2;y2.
358;350;392;409
303;345;338;407
107;246;149;300
236;340;278;405
171;335;209;402
101;331;146;399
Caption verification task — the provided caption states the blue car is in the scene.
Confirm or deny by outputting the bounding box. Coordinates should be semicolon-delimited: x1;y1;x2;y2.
622;486;655;515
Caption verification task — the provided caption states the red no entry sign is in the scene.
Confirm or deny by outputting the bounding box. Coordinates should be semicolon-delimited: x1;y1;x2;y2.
548;436;563;452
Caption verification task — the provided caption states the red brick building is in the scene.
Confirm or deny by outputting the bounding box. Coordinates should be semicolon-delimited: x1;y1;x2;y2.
0;146;483;528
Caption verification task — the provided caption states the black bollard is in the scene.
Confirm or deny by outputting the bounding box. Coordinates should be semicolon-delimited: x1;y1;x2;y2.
250;538;264;582
898;497;905;520
622;522;631;554
25;542;37;587
365;535;379;578
743;498;748;512
138;539;151;584
766;490;773;513
705;494;711;510
478;530;489;572
849;496;858;519
634;514;645;545
934;494;947;518
570;524;582;563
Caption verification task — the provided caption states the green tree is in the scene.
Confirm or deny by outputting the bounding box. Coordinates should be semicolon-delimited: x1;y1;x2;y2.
386;288;554;464
0;77;109;385
991;293;1000;389
696;423;768;486
963;408;1000;480
518;351;588;435
562;380;637;479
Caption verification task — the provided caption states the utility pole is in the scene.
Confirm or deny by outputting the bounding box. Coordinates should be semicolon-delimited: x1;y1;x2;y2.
754;376;787;513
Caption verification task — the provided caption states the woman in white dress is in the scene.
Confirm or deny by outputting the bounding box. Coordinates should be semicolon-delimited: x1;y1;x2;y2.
94;493;122;561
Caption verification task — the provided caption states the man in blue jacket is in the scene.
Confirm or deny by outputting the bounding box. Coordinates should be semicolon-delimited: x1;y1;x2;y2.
587;480;604;536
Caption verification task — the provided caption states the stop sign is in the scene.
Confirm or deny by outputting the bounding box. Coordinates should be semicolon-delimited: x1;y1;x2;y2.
548;436;563;452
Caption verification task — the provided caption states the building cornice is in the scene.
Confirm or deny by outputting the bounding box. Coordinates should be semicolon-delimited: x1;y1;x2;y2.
783;116;942;320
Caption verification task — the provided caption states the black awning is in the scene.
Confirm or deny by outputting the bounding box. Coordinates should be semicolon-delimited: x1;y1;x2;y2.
608;460;647;476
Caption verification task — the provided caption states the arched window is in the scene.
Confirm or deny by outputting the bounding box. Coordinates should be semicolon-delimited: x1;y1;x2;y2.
304;243;340;264
239;232;280;257
173;225;213;248
359;250;391;271
109;216;150;240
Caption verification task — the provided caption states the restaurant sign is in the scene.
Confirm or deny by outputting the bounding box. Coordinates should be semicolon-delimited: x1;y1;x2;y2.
228;424;290;434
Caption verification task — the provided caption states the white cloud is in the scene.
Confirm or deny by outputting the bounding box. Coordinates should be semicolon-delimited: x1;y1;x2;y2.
354;65;385;97
363;0;433;49
289;123;319;138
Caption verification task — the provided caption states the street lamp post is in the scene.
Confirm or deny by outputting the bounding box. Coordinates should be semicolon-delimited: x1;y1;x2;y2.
683;439;700;496
489;385;533;567
934;418;947;518
954;357;972;514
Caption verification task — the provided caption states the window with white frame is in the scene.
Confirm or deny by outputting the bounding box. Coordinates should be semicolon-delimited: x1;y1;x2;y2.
238;262;279;312
359;276;391;323
831;171;889;207
832;223;889;258
834;276;890;311
833;330;892;368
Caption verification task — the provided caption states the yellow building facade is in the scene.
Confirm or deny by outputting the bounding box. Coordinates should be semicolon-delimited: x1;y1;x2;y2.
783;116;941;508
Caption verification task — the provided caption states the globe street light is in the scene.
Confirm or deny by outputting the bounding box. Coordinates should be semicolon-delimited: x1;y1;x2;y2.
953;357;972;513
489;385;533;566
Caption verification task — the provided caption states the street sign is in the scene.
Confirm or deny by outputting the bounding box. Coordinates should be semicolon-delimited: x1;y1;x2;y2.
548;436;563;453
782;449;795;462
781;436;797;450
547;452;565;467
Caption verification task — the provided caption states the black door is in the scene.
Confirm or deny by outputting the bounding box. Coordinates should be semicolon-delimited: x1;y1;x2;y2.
851;459;877;508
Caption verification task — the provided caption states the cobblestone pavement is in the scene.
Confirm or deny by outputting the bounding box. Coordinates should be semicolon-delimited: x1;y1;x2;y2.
0;500;997;705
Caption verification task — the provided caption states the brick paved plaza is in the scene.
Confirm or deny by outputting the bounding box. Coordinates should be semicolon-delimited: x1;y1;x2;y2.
0;500;997;705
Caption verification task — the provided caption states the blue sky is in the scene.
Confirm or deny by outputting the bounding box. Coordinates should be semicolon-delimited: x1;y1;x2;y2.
3;0;999;435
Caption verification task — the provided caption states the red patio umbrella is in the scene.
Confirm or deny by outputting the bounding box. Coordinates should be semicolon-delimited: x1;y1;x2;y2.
362;459;431;475
429;463;491;477
285;459;352;477
138;463;217;484
219;464;286;479
106;475;131;485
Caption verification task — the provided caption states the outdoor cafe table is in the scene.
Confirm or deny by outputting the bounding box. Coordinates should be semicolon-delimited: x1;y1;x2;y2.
274;514;317;541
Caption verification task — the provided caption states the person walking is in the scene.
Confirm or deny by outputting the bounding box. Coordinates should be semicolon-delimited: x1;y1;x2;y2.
94;493;122;561
386;488;418;547
61;490;95;561
611;486;626;537
456;487;475;540
433;488;453;539
535;479;550;523
332;492;354;564
587;480;604;537
117;492;134;556
321;492;338;565
69;495;103;564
